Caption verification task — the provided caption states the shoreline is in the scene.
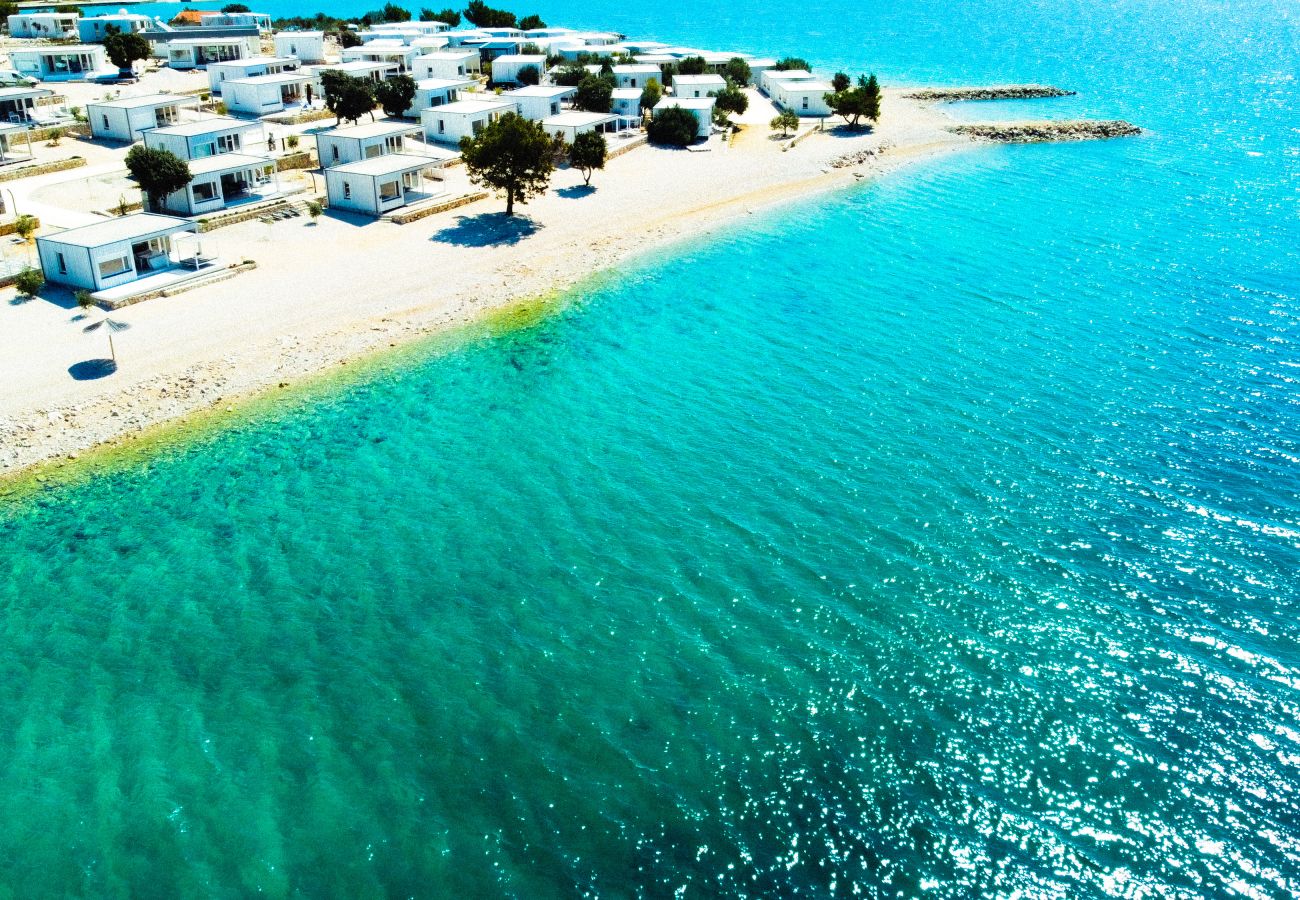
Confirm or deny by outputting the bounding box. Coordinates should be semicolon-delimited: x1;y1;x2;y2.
0;86;1129;491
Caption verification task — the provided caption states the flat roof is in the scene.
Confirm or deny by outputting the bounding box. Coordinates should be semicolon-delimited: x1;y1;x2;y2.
672;74;725;84
328;152;441;177
225;71;312;85
186;152;273;176
38;214;195;249
417;49;478;57
162;36;251;45
612;64;661;73
148;115;261;137
276;30;323;37
311;61;396;72
11;44;103;54
86;93;196;110
542;111;615;126
208;55;298;67
655;97;714;109
425;98;515;114
320;120;421;140
0;86;54;101
492;54;545;63
416;77;475;90
610;88;642;98
767;69;815;80
780;80;834;92
505;85;575;97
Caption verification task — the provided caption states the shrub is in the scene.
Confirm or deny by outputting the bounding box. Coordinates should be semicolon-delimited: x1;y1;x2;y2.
14;268;44;297
647;105;698;146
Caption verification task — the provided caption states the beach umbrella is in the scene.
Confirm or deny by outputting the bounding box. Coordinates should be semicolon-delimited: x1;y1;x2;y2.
83;317;131;362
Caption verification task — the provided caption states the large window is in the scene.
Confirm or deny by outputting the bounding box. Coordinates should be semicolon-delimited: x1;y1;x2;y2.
192;180;218;201
98;255;130;278
217;133;240;153
378;180;400;201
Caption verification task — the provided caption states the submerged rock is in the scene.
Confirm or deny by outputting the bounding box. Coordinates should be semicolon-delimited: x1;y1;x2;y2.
948;120;1143;143
904;85;1076;101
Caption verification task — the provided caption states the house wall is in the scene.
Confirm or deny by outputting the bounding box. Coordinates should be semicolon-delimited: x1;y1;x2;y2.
406;84;464;116
490;57;543;85
78;15;149;42
512;94;565;121
773;83;831;116
11;47;108;80
412;54;479;79
273;33;325;64
614;69;659;90
672;77;725;99
325;169;381;215
88;105;131;142
145;127;256;160
37;240;95;290
224;81;285;114
7;14;78;39
422;107;512;144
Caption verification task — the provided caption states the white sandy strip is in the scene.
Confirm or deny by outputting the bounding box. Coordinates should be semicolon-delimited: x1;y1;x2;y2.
0;90;974;479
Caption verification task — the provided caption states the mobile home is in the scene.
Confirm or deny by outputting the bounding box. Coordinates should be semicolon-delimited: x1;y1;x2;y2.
86;94;198;142
143;116;264;160
421;98;516;144
36;214;210;295
324;153;445;216
7;12;79;39
315;120;423;167
8;45;109;81
207;56;300;93
222;71;313;115
273;31;326;64
158;153;280;215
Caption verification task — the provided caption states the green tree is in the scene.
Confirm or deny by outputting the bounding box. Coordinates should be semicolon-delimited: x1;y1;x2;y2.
338;28;363;48
0;3;19;26
518;42;542;54
420;7;460;25
103;31;151;74
639;77;662;113
574;74;613;113
306;200;323;223
518;13;545;29
647;105;698;146
75;289;95;310
125;145;192;211
14;268;44;299
770;108;799;135
773;56;811;72
831;71;850;92
724;57;751;86
221;3;251;11
551;63;588;87
14;214;38;244
375;73;416;115
825;73;881;128
658;62;677;89
459;112;554;215
676;55;707;75
568;130;606;185
464;0;516;27
361;2;410;22
516;64;540;86
319;70;376;124
712;82;748;116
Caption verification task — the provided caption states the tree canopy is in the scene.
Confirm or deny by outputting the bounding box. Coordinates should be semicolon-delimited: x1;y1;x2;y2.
551;63;588;87
459;112;555;215
516;64;541;86
573;74;613;113
770;108;799;135
464;0;516;27
647;105;698;146
420;7;460;25
221;3;251;12
568;130;606;185
338;28;363;48
361;3;410;23
320;70;377;124
824;73;881;128
773;56;811;72
831;71;851;92
724;57;752;86
639;78;662;112
103;31;151;72
676;55;707;75
125;146;192;212
375;73;416;116
518;13;545;29
712;82;748;116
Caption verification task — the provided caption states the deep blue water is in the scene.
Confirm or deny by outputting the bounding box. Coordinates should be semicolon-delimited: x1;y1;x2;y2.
4;0;1300;895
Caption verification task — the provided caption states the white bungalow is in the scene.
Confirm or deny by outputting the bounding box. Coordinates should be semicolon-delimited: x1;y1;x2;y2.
7;12;79;39
158;35;258;70
0;86;55;124
411;49;481;79
410;36;451;52
78;11;152;42
273;31;326;64
207;56;300;93
610;87;642;118
407;77;475;115
632;54;676;67
158;153;279;215
488;54;545;86
356;28;424;44
539;111;617;143
610;64;661;90
766;72;833;116
324;153;445;216
371;20;449;35
421;97;516;144
307;60;398;88
759;68;816;95
9;45;109;81
143;116;263;160
86;93;198;142
340;41;424;74
653;97;714;138
623;40;670;53
222;71;313;115
671;74;725;99
315;120;423;167
502;85;574;121
36;214;211;295
199;11;273;32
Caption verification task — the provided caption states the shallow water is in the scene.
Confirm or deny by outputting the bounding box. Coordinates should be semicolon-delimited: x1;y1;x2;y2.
6;0;1300;895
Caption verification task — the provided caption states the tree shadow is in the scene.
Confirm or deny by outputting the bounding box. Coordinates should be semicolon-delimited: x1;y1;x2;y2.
824;122;877;138
556;184;595;199
431;213;542;247
8;293;32;305
68;358;117;380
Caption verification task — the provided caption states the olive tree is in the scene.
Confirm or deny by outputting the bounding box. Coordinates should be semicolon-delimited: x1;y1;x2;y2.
124;145;192;212
459;112;555;215
568;130;606;185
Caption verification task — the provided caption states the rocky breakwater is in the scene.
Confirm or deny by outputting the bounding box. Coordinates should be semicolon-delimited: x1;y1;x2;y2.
903;85;1077;101
949;120;1143;143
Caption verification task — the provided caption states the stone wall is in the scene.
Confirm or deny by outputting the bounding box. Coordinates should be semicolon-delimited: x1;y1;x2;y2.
0;156;86;183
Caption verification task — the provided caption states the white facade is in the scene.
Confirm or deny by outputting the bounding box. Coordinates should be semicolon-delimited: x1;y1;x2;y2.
223;72;312;115
143;116;264;160
324;153;443;216
200;12;273;32
315;120;423;167
539;111;617;143
421;98;517;144
408;77;474;115
759;68;816;95
372;20;449;35
610;87;642;118
207;56;299;93
489;54;545;85
502;85;574;121
341;42;425;74
7;13;79;39
9;45;109;81
36;214;200;293
159;36;258;70
78;13;151;42
0;86;55;123
273;31;326;64
653;97;714;138
767;75;833;116
87;94;197;142
159;153;278;215
671;74;725;99
611;64;660;90
411;50;480;79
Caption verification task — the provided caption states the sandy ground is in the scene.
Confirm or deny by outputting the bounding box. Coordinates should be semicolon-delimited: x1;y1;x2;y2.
0;85;976;479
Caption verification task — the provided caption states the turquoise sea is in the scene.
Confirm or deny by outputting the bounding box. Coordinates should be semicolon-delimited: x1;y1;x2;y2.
5;0;1300;895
